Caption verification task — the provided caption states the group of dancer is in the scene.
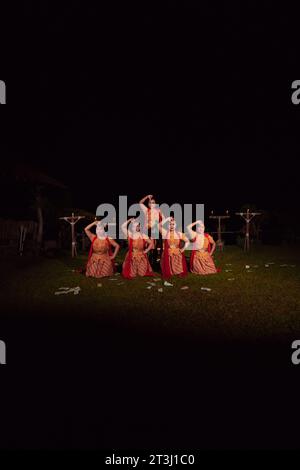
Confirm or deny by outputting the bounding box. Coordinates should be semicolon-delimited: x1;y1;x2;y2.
84;195;218;280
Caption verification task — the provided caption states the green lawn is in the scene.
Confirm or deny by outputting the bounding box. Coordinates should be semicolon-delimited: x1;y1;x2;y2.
1;245;300;340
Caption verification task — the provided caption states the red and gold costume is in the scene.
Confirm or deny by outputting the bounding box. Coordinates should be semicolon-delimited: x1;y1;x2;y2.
161;232;188;279
122;237;153;279
86;236;115;278
190;233;218;275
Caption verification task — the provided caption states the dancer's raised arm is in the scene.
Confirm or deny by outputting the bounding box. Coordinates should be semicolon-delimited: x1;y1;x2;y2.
139;194;153;215
84;220;98;241
121;218;133;238
187;220;202;240
159;216;172;238
139;194;153;205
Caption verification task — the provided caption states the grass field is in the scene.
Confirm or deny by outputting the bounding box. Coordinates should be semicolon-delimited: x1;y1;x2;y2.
1;245;300;340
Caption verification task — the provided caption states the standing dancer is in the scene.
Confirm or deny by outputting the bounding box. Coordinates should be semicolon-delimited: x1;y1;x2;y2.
139;194;164;267
122;218;154;279
159;216;188;279
85;221;120;278
187;220;218;275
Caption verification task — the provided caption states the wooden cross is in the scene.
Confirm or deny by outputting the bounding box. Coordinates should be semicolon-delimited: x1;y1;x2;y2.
59;212;85;257
209;211;230;250
235;209;261;251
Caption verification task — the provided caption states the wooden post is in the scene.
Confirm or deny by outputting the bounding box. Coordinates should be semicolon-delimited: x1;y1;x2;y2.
235;209;261;251
209;211;230;250
59;213;85;257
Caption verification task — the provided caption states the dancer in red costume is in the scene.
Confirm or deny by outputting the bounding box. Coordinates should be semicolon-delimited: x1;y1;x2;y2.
122;218;154;279
187;220;218;275
159;216;188;279
85;220;120;278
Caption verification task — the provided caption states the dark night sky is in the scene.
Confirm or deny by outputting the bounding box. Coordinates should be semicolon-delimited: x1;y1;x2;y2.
1;2;299;214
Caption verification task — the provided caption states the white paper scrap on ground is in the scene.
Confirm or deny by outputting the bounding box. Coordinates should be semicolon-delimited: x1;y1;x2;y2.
181;286;189;290
245;265;250;269
146;286;152;289
164;281;173;287
55;286;81;296
158;288;163;292
201;287;211;292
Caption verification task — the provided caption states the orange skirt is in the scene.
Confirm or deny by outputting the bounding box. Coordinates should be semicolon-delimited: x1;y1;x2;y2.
86;253;113;278
122;252;153;278
190;251;217;275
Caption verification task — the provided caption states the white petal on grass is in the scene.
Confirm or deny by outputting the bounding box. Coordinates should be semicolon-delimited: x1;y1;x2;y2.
164;281;173;287
181;286;189;290
146;286;152;290
201;287;211;292
158;288;163;293
245;265;250;269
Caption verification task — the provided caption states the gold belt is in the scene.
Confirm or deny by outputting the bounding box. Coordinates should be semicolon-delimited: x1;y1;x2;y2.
169;247;180;255
132;250;143;258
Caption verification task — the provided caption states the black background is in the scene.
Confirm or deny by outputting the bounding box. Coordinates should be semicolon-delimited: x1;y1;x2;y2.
1;1;300;451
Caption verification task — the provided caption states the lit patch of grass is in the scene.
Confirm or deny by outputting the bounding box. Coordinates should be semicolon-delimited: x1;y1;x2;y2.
1;246;300;339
